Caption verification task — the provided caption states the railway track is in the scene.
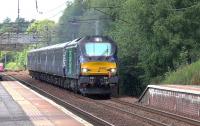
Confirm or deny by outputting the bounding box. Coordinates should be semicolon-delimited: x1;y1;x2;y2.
3;73;169;126
110;98;200;126
62;92;169;125
4;72;200;126
3;74;113;126
94;100;169;126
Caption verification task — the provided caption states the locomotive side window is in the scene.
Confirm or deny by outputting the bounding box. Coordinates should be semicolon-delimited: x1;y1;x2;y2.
85;42;112;56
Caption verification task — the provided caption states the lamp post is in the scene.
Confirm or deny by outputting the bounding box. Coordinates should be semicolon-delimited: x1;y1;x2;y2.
17;0;20;34
18;0;20;20
95;20;99;35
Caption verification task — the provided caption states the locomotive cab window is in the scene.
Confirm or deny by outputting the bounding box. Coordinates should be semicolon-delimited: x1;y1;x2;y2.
85;42;112;56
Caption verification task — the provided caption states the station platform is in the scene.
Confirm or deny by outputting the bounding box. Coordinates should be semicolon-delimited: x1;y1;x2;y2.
0;81;92;126
139;85;200;118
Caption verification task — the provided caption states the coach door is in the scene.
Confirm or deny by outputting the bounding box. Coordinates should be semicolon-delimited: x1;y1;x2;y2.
65;47;77;78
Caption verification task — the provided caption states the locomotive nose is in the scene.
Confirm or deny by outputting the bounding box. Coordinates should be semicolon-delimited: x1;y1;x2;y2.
81;62;117;76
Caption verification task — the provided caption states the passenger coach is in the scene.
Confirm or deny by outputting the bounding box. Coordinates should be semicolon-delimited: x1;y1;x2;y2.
27;36;118;96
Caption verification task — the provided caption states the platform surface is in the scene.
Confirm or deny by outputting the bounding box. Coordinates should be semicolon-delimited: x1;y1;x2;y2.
0;81;92;126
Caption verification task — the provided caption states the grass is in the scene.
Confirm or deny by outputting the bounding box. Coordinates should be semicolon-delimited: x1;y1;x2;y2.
163;60;200;85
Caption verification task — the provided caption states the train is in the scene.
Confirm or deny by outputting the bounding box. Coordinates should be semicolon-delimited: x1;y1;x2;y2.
27;36;118;96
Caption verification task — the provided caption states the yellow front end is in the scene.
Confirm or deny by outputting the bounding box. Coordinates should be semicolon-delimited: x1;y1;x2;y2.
81;62;117;76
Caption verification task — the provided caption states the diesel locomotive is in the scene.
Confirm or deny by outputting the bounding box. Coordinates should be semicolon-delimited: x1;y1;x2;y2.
27;36;118;96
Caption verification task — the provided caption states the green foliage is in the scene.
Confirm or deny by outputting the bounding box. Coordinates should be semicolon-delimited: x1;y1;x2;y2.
0;52;5;62
56;0;86;42
118;56;144;96
27;19;55;33
5;62;24;71
2;0;200;96
15;49;28;68
108;0;200;92
0;17;31;33
27;19;55;46
0;17;32;70
54;0;200;96
163;60;200;85
0;49;28;70
0;18;12;33
56;0;126;41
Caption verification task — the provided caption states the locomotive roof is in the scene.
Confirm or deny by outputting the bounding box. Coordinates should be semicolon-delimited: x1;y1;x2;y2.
29;38;80;53
29;36;115;53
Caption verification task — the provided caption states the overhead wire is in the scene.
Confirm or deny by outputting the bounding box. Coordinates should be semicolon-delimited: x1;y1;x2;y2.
34;0;67;20
48;10;65;19
93;8;131;25
42;0;67;14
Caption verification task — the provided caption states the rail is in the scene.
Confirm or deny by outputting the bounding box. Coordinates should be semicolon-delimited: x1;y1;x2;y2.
111;98;200;126
4;74;114;126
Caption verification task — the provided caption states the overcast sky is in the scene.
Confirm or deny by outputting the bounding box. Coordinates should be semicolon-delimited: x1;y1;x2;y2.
0;0;70;23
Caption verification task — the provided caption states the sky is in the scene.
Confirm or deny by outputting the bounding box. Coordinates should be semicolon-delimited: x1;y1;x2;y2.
0;0;71;23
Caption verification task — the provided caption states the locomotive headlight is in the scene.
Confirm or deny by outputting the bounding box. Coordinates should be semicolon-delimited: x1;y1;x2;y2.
82;68;88;73
110;68;117;74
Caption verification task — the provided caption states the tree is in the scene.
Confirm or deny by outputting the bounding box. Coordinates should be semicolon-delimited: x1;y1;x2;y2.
54;0;200;96
27;19;55;46
56;0;86;42
0;17;12;33
107;0;200;95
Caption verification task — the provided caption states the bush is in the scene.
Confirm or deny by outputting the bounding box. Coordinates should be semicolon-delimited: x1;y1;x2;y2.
163;60;200;85
5;62;24;71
